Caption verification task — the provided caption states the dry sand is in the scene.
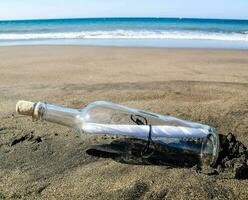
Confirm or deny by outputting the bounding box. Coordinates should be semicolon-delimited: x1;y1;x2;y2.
0;46;248;199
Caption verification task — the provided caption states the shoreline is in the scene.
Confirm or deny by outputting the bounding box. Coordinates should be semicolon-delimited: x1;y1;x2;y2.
1;44;248;51
1;38;248;49
1;44;248;50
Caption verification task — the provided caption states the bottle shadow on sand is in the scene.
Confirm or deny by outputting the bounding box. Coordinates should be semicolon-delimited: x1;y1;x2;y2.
86;134;248;180
86;137;203;168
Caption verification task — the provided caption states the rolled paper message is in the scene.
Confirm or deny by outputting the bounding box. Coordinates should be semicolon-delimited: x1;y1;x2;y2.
83;123;209;138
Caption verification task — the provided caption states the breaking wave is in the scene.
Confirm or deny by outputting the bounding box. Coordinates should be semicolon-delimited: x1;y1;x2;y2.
0;30;248;41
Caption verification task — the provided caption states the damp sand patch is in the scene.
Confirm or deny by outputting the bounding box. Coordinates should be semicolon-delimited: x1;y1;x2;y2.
199;133;248;179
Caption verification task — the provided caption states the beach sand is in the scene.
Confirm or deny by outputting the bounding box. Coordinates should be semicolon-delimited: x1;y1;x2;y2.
0;46;248;199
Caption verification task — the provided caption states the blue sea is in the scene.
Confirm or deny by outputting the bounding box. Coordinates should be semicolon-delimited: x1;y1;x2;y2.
0;18;248;49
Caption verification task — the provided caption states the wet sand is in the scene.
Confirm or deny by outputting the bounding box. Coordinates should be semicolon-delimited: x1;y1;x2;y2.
0;46;248;199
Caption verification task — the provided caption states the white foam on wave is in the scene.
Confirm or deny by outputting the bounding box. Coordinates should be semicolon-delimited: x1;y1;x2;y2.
0;30;248;41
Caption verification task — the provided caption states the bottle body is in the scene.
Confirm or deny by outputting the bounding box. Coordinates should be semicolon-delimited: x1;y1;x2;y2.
79;101;219;166
16;100;219;166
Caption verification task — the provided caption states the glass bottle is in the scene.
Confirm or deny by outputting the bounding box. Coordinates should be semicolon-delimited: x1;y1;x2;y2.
16;100;219;166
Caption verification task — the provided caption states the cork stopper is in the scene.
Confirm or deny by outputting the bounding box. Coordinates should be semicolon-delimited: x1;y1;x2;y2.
16;100;35;116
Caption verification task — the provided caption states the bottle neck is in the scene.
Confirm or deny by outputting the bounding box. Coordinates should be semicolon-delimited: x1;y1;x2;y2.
36;102;81;128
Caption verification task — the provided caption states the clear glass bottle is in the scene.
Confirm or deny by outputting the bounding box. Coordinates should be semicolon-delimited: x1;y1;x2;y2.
16;100;219;166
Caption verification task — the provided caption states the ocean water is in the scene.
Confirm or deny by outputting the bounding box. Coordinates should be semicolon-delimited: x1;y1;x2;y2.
0;18;248;49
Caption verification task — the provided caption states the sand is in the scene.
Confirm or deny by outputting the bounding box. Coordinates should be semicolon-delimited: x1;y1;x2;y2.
0;46;248;199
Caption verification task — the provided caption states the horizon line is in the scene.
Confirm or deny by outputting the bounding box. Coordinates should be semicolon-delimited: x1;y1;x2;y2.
0;16;248;22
